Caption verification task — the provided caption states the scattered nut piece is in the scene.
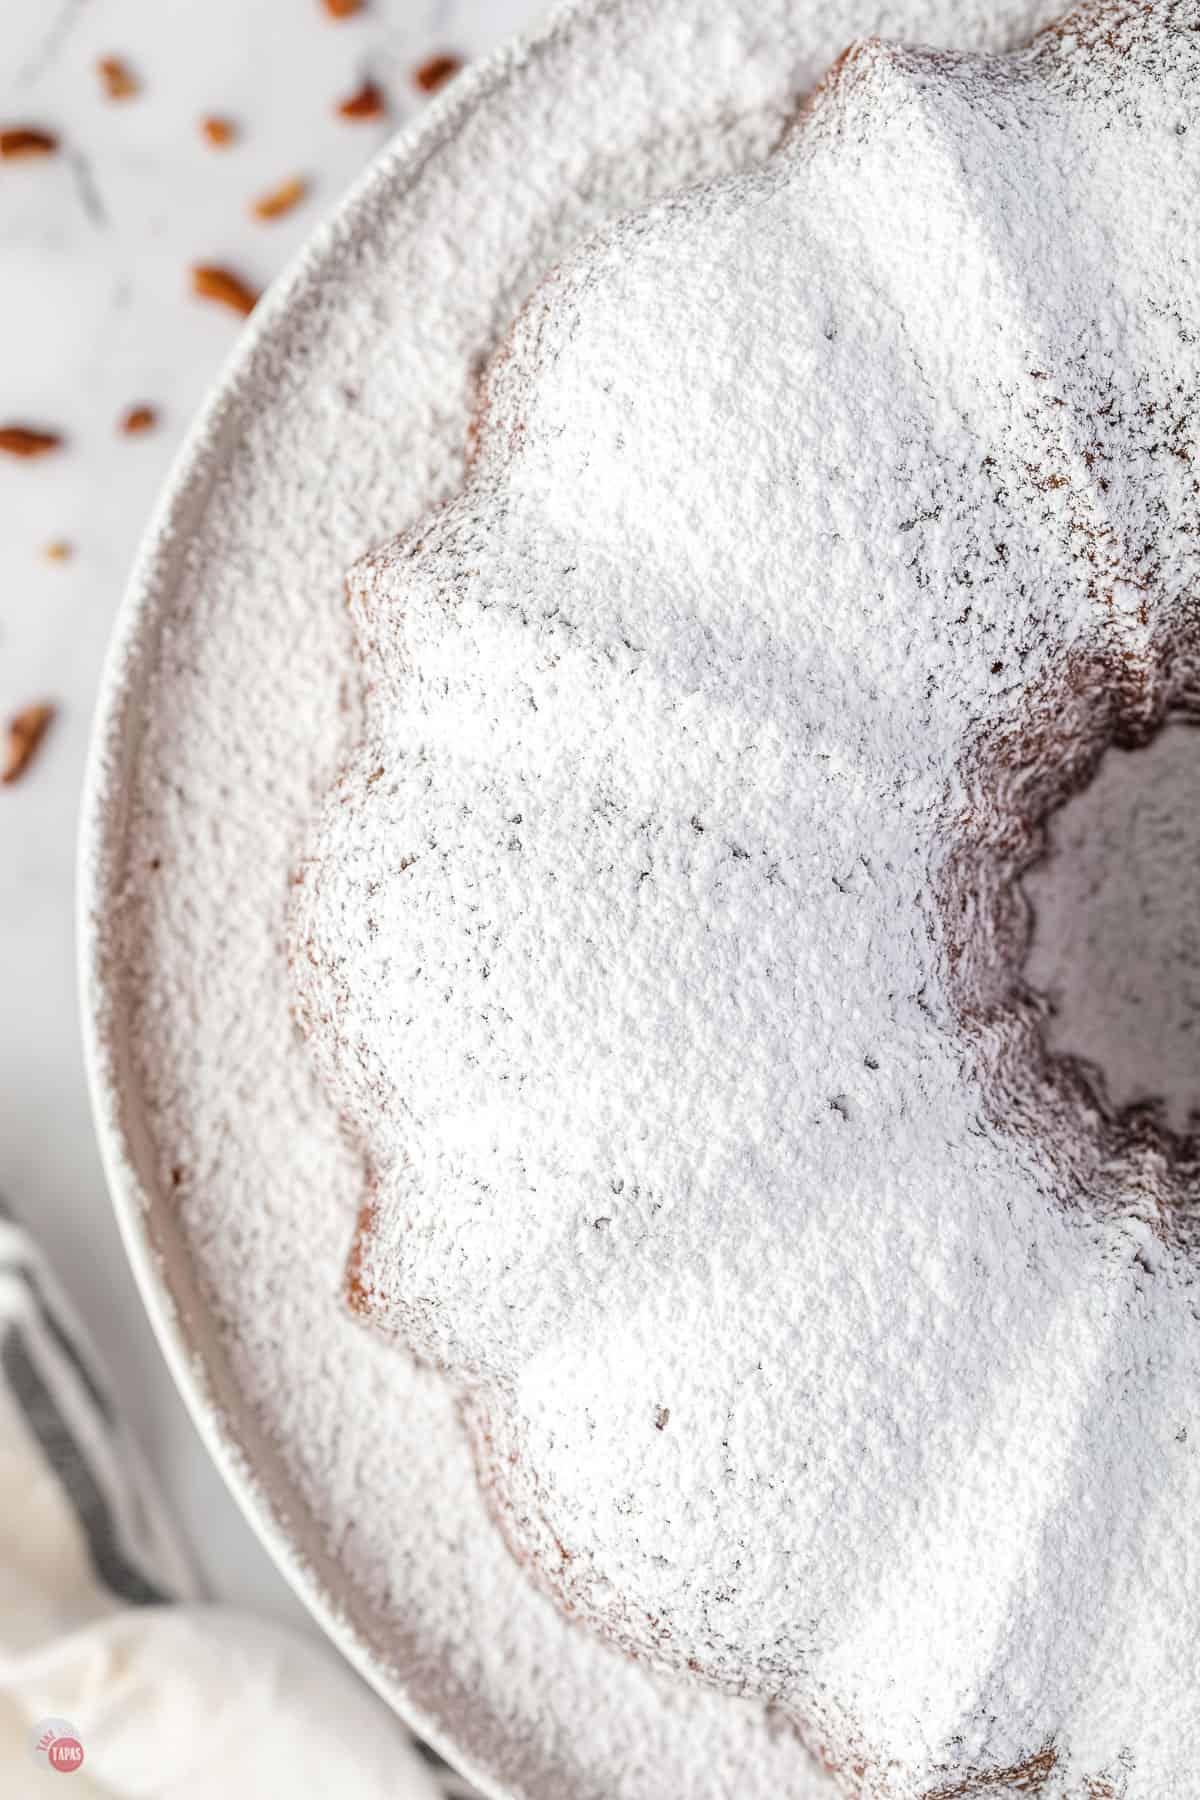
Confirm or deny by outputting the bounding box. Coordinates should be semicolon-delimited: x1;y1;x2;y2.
191;264;259;317
0;127;59;160
0;425;64;458
413;53;463;95
44;540;73;563
337;79;385;121
3;703;55;785
121;405;158;435
200;115;236;148
322;0;363;16
252;175;308;221
98;56;139;101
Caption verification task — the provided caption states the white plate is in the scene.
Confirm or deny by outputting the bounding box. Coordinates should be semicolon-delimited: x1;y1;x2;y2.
80;1;1062;1794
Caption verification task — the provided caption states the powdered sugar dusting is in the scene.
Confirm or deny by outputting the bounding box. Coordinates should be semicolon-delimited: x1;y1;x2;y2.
288;6;1200;1791
81;1;1197;1797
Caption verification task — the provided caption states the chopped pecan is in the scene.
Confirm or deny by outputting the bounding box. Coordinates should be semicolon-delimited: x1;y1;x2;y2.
121;405;158;435
200;115;236;148
337;79;385;121
0;425;64;458
413;53;463;95
98;56;139;101
0;127;59;159
3;703;55;785
252;175;308;221
191;264;259;316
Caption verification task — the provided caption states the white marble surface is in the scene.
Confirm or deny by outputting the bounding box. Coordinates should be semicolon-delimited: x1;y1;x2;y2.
0;0;542;1632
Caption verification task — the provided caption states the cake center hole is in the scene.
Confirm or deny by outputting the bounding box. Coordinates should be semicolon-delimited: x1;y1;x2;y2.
1021;722;1200;1138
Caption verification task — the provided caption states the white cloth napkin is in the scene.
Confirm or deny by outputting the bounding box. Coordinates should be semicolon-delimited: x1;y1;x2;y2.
0;1201;470;1797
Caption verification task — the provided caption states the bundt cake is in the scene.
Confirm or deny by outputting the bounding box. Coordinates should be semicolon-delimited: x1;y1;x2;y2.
290;2;1200;1791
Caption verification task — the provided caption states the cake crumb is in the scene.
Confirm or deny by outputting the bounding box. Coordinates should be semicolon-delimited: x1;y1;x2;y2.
44;540;73;563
